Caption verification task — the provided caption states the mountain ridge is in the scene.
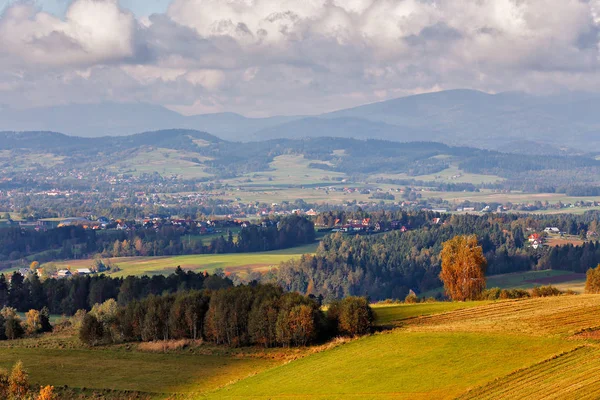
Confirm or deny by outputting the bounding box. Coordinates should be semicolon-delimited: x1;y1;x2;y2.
2;90;600;150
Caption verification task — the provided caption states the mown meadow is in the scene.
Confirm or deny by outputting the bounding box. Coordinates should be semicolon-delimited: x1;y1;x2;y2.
42;243;318;277
2;295;600;399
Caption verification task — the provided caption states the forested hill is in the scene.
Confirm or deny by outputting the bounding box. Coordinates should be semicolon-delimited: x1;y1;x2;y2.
268;211;600;301
0;130;222;152
1;129;599;185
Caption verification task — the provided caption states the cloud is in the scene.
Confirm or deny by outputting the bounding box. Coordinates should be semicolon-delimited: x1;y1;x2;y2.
0;0;600;116
0;0;138;66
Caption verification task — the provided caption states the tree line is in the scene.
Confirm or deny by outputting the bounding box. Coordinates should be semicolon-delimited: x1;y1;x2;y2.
0;215;315;263
266;212;600;301
80;285;373;348
0;268;233;316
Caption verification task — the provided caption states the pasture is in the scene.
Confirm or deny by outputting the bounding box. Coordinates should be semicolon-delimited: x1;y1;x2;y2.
2;295;600;398
372;301;490;326
458;346;600;400
371;164;504;185
43;243;318;277
210;295;600;399
109;147;212;179
224;154;345;187
0;347;278;397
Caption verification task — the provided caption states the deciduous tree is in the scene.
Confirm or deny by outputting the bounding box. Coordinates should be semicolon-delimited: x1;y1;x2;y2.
440;235;487;301
8;361;28;399
585;264;600;294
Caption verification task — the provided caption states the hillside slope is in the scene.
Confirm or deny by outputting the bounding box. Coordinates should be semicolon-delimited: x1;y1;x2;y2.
208;295;600;400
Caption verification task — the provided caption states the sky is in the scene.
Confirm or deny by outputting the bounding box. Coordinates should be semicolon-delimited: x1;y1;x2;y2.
0;0;599;117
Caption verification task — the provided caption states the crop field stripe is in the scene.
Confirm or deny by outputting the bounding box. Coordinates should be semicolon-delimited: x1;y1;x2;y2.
457;346;600;400
410;296;600;336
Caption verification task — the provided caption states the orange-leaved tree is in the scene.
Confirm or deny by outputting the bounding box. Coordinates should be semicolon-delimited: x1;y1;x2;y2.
440;235;487;301
585;264;600;294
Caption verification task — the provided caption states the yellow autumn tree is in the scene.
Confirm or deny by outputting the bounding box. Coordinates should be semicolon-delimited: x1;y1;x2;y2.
29;261;39;271
37;385;57;400
440;235;487;301
25;310;41;335
8;361;29;399
585;264;600;294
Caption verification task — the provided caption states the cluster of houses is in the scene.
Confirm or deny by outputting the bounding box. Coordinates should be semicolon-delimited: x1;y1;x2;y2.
329;218;410;234
8;267;93;282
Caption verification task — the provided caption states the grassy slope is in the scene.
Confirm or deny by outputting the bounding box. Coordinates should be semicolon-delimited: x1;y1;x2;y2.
2;296;600;399
42;243;317;277
210;332;570;400
372;301;490;326
458;346;600;400
0;347;277;396
208;295;600;399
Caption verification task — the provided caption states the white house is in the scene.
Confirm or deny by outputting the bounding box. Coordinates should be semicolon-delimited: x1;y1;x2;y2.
76;268;92;275
57;269;72;278
544;227;560;234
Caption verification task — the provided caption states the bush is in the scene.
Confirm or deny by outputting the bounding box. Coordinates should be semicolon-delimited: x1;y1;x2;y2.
9;361;28;399
585;264;600;294
79;314;104;346
4;317;24;340
336;297;374;337
480;288;501;300
0;368;8;399
404;292;419;304
500;289;530;299
37;385;57;400
481;287;530;300
531;285;563;297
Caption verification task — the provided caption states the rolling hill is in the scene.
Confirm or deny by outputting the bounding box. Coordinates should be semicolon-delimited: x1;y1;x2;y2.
3;295;600;399
208;295;600;399
1;130;599;189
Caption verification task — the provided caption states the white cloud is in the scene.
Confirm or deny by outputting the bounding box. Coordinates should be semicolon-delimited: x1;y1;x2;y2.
0;0;600;116
0;0;136;66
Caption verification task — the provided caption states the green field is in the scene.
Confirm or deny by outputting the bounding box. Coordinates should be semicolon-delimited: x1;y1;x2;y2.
109;147;212;179
422;269;587;298
458;346;600;400
3;295;600;399
44;243;318;277
224;154;345;188
372;301;491;326
425;189;600;206
0;347;277;397
372;164;504;185
210;296;600;399
210;332;572;400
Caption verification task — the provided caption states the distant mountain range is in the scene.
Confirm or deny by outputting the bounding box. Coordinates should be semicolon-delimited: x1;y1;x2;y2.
2;89;600;151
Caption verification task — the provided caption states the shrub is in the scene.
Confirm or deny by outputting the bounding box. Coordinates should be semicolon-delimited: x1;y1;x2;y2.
70;310;87;331
480;288;501;300
8;361;28;399
0;368;8;399
500;289;530;299
79;314;104;346
37;385;57;400
531;285;563;297
4;316;24;340
585;264;600;294
404;292;419;304
337;297;374;337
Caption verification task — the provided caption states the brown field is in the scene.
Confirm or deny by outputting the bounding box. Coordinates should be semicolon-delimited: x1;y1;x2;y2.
406;295;600;336
546;238;585;247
